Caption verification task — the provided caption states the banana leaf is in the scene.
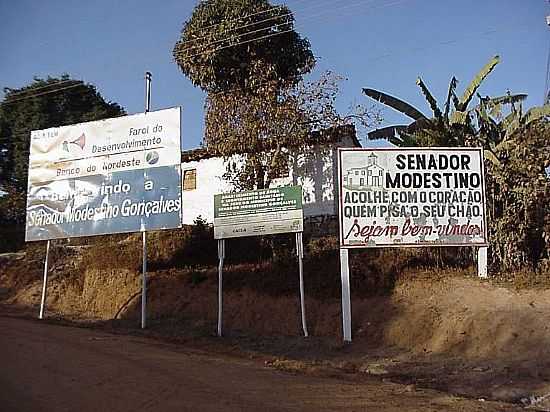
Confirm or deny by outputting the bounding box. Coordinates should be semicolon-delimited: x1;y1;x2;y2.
483;149;501;167
367;125;407;140
483;93;527;118
405;117;434;133
523;104;550;127
449;110;470;125
502;104;550;140
416;77;442;120
363;88;427;121
444;77;458;119
388;132;418;147
487;93;527;106
457;55;500;111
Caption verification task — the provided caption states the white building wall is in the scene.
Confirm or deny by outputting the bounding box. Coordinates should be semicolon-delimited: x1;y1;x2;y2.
181;157;233;224
180;136;357;225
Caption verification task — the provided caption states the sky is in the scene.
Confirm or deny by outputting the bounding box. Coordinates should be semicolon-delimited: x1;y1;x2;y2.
0;0;548;150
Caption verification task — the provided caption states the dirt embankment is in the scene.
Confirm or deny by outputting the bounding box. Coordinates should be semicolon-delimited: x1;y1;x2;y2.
1;238;550;408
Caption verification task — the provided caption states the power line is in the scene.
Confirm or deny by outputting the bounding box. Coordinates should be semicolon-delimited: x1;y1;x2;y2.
293;0;404;29
174;0;402;61
174;0;381;56
177;5;291;50
176;17;294;56
363;24;532;67
2;80;80;99
203;23;533;101
176;0;379;56
0;83;85;106
178;0;317;46
175;0;382;58
183;3;287;41
177;27;297;61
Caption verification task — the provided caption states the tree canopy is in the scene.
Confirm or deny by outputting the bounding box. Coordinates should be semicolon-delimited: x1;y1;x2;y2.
0;75;124;193
174;0;378;189
173;0;315;93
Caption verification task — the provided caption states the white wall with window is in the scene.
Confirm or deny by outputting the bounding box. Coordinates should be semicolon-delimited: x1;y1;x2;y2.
180;131;360;224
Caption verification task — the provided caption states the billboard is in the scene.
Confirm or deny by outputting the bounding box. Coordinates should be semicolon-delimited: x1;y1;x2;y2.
214;186;303;239
25;107;182;241
338;148;487;248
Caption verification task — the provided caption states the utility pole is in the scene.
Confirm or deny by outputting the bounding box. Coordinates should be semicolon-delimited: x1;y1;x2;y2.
141;71;152;329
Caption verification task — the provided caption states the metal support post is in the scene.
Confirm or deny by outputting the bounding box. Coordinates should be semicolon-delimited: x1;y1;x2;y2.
39;240;51;319
141;231;147;329
477;246;488;278
217;239;225;337
339;248;352;342
296;232;308;337
141;71;152;329
145;71;152;113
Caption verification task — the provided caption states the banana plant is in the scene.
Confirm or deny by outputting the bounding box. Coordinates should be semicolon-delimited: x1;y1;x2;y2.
476;92;550;166
362;88;432;145
363;55;501;146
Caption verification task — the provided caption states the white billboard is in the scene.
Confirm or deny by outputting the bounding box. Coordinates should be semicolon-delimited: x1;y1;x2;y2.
338;148;487;248
25;107;182;241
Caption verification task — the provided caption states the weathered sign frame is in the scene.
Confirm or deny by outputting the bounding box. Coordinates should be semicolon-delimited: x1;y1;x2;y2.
32;74;180;329
337;147;489;342
213;186;308;338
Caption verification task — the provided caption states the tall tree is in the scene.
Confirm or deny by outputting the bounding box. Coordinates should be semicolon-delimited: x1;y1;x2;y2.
174;0;377;188
0;75;124;225
173;0;315;93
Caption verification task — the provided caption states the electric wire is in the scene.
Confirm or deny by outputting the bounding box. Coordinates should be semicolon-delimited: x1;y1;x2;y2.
174;0;404;61
0;11;530;111
182;3;287;41
177;17;294;55
174;0;387;58
2;80;80;98
176;0;366;53
0;83;85;106
178;6;292;51
177;0;325;47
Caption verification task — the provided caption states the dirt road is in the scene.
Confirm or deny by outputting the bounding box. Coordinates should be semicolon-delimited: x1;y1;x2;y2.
0;315;520;412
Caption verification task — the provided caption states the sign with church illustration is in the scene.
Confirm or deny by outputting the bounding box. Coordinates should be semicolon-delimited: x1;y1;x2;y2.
338;148;487;248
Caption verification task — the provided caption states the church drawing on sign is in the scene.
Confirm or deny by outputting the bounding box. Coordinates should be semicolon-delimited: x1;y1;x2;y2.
343;152;385;189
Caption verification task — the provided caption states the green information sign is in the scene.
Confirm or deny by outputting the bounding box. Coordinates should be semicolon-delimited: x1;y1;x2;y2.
214;186;303;239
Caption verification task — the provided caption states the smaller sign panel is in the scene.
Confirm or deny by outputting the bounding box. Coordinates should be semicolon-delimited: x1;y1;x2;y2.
338;148;487;248
214;186;303;239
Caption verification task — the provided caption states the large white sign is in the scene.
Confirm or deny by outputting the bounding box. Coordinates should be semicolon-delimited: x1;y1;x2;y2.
25;107;182;241
338;148;487;248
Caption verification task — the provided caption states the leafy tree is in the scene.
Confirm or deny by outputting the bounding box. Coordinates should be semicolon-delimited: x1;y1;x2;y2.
174;0;378;189
206;68;376;189
173;0;315;93
0;75;124;227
